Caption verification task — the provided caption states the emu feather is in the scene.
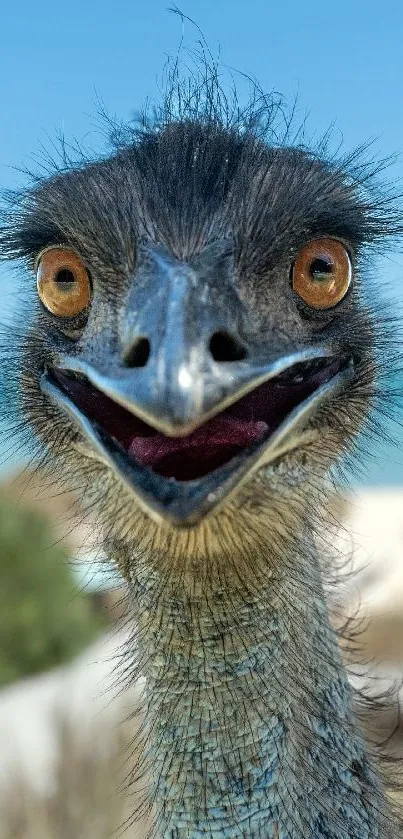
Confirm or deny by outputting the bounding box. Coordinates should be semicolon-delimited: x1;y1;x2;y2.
0;71;403;838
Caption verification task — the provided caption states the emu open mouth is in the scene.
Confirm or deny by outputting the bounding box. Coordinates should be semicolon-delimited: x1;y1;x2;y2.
50;357;343;482
41;354;352;526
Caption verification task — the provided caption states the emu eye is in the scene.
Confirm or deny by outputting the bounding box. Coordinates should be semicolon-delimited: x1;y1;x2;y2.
292;238;352;309
36;247;91;317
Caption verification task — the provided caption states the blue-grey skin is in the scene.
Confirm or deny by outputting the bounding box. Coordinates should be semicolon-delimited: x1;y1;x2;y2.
127;514;386;838
2;103;402;837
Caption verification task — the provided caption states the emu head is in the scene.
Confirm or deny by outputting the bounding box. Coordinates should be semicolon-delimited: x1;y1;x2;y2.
0;117;394;565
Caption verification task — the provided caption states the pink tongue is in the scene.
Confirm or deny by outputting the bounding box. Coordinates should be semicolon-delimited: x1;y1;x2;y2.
128;414;268;476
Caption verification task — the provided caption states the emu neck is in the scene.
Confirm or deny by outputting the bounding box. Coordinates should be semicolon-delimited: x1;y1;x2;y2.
127;526;388;838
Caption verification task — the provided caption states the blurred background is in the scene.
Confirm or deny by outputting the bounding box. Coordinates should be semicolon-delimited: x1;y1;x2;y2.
0;1;403;836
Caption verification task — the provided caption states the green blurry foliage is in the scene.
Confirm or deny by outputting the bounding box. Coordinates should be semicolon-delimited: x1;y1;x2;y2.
0;498;104;687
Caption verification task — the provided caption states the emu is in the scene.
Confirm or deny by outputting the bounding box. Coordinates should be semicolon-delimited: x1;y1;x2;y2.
1;78;402;837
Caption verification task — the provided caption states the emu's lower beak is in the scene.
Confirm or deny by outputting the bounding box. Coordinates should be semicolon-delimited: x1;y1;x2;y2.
40;247;353;526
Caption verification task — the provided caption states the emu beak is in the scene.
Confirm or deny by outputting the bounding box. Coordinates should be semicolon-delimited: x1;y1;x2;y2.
41;245;354;526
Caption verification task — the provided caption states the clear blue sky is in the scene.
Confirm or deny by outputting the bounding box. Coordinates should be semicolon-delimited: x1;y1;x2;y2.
1;1;402;189
1;0;403;482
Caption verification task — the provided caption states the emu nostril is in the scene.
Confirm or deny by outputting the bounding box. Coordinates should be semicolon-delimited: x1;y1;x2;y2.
123;337;151;368
209;331;247;362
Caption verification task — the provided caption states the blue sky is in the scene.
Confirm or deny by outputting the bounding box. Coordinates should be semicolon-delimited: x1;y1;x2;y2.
0;1;402;175
1;0;403;482
1;1;403;189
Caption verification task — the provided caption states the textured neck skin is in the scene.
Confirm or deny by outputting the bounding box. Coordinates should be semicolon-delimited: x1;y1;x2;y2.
122;515;392;839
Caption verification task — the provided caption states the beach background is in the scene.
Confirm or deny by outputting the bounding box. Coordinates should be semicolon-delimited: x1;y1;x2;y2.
0;1;403;836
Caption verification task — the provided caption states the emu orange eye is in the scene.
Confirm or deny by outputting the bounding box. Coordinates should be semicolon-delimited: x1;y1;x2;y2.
36;247;91;317
292;238;352;310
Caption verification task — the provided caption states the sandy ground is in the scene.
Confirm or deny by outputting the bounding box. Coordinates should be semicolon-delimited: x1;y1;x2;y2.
0;629;138;795
0;628;152;838
334;489;403;663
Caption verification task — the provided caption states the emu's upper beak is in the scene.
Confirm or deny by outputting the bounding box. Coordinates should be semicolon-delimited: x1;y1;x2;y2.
41;244;353;527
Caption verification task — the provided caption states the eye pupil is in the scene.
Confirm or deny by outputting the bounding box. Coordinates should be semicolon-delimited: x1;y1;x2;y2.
310;257;333;281
55;268;75;288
